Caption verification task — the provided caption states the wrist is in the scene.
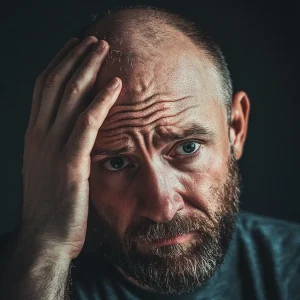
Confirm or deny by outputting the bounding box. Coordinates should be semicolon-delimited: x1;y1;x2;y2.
15;232;73;264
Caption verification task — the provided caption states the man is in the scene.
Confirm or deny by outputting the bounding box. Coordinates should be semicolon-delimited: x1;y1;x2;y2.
0;5;299;300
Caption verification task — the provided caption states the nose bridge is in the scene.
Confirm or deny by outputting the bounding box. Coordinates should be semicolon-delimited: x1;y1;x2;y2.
137;159;184;223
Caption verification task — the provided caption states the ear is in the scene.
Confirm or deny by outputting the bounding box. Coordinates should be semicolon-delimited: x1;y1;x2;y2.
229;91;250;160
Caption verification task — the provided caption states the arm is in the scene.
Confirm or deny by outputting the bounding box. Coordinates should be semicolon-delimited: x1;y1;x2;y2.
0;234;72;300
0;35;121;300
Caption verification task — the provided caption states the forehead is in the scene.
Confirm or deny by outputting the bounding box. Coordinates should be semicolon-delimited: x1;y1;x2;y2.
88;26;222;105
87;30;227;146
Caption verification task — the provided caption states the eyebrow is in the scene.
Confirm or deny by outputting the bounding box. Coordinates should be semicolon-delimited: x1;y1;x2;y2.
91;123;216;157
91;146;134;157
157;122;216;143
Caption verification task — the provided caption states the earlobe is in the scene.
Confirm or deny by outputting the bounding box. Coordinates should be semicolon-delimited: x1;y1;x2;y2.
229;91;250;160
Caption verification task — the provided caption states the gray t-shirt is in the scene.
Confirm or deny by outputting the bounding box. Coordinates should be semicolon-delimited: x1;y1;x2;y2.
1;210;299;299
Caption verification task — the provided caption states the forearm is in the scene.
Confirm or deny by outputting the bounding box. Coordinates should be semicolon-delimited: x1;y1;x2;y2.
0;236;72;300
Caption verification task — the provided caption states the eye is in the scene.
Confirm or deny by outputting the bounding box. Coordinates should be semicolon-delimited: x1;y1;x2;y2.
103;156;130;171
175;141;201;155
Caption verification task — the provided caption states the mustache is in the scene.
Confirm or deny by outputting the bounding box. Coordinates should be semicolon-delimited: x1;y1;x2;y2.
125;212;215;244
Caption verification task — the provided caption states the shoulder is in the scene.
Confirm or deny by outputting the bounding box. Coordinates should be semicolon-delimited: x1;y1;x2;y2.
236;209;300;262
237;209;300;248
235;210;300;298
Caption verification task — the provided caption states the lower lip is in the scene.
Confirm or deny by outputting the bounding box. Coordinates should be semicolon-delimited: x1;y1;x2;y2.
145;233;194;247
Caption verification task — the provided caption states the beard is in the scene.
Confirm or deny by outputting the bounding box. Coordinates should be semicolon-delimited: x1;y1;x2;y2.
84;146;241;295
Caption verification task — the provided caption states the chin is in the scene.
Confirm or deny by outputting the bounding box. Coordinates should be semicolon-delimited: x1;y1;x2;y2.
116;219;237;295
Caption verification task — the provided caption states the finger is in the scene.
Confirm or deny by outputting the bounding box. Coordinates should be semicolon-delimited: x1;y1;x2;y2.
64;77;122;163
51;40;109;142
34;36;98;133
27;38;80;132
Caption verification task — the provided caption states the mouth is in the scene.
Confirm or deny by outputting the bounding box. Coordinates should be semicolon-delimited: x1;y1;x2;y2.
138;232;194;250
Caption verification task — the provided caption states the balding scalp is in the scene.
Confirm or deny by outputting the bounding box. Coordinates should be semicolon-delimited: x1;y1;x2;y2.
78;5;233;123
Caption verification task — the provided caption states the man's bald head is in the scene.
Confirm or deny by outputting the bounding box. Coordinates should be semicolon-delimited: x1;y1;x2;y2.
78;6;233;123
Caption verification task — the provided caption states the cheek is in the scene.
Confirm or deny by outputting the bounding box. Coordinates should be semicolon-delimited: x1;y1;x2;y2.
181;146;229;214
89;172;136;236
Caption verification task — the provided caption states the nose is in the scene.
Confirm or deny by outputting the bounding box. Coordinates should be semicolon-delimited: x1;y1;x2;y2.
136;161;185;223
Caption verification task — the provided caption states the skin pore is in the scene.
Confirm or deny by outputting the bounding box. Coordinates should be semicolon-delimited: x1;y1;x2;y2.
81;10;250;295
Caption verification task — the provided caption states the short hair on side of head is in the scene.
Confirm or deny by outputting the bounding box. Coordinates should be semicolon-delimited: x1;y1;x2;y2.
77;4;233;124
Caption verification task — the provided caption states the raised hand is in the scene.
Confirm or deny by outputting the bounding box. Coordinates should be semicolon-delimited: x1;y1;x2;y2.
20;36;122;260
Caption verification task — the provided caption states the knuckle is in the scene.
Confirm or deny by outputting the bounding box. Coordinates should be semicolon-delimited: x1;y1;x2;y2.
66;48;77;59
78;112;97;128
66;81;81;98
45;72;60;89
98;95;110;106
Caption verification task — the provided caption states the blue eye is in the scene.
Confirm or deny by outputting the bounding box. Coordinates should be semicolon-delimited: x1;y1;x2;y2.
176;141;200;155
100;141;201;173
103;156;130;171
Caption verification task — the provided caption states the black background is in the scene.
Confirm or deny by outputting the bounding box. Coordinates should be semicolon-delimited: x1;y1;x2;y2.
1;0;299;235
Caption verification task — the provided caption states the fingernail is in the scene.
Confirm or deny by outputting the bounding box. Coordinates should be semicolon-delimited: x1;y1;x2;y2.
93;40;106;51
109;78;120;90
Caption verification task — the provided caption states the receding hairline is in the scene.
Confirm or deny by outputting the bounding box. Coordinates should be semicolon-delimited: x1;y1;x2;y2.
83;9;215;89
78;6;233;123
83;9;207;67
83;8;214;63
85;8;187;47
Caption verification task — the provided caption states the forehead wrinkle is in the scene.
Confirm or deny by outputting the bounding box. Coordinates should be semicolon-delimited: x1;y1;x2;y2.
101;105;198;132
95;118;216;158
107;96;192;123
96;126;155;158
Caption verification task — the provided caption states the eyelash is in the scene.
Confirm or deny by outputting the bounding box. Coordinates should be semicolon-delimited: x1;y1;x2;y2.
98;140;202;176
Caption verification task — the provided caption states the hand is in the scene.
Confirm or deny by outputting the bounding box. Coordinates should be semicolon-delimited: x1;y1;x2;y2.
20;36;122;260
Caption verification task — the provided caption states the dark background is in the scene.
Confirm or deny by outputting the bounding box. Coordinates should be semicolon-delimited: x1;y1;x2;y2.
1;0;299;235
